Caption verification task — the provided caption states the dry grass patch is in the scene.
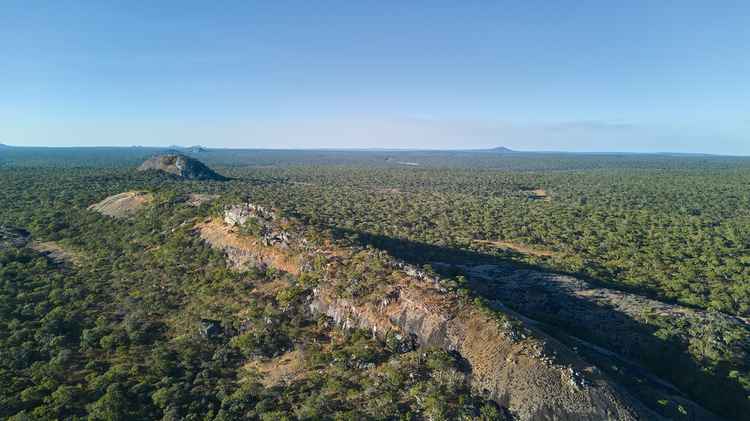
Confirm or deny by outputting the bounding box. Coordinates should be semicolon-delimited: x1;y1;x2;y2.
473;239;560;258
252;278;293;298
31;241;82;265
526;189;550;201
244;350;307;387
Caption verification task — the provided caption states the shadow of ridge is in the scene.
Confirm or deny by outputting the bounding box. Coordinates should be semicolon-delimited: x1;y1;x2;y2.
329;227;747;421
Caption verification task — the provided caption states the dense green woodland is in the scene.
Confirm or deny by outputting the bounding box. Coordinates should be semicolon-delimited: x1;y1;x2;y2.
2;148;750;419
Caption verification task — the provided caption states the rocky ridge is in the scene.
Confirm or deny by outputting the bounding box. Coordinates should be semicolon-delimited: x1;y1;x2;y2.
459;264;749;419
195;201;716;420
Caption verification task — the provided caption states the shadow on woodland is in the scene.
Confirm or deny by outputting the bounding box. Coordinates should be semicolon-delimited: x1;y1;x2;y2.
329;226;749;421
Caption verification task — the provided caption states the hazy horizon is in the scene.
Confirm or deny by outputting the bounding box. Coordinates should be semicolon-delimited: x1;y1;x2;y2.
3;2;748;154
3;142;744;157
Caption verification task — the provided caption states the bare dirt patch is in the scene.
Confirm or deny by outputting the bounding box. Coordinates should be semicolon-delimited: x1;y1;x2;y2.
375;187;402;194
88;191;154;218
526;189;550;201
244;350;306;387
184;193;219;207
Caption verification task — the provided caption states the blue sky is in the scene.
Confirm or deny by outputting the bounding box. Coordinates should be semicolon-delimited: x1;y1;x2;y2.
1;1;749;153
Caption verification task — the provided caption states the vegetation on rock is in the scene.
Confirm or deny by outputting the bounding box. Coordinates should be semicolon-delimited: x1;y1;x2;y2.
2;149;750;419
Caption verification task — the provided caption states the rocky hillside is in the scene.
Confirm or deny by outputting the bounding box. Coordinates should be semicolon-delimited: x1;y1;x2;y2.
196;202;722;420
137;154;225;180
88;191;154;218
460;264;750;420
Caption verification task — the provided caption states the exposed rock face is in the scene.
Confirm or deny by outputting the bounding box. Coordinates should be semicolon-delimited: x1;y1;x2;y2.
88;191;154;218
196;204;680;420
310;279;660;420
223;203;293;249
197;218;300;274
461;264;747;420
464;265;749;355
224;203;276;226
137;154;225;180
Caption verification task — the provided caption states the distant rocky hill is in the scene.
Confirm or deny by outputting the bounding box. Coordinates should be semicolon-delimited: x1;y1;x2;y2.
137;154;225;180
488;146;516;153
166;145;209;153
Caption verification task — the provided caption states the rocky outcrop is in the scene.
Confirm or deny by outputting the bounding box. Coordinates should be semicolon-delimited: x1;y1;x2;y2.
462;265;749;355
459;264;747;420
301;272;655;418
0;225;30;250
224;203;276;226
194;203;688;420
197;218;301;274
88;191;154;218
137;154;225;180
310;276;662;420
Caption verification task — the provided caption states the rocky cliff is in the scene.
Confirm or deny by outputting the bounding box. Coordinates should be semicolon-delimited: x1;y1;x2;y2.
460;264;748;420
195;202;707;420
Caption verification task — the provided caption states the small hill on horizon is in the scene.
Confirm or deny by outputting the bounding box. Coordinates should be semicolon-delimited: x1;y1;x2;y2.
165;144;209;153
137;154;226;180
487;146;516;153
